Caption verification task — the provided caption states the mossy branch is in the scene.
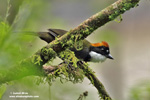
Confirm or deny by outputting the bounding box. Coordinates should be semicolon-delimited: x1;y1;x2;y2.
43;61;112;100
78;62;112;100
32;0;140;65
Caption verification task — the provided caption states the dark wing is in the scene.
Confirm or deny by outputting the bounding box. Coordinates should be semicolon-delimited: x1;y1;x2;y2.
37;29;68;43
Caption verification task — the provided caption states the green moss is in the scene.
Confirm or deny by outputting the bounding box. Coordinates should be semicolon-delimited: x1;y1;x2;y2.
109;13;117;20
59;50;79;68
74;34;83;51
46;73;55;85
53;37;60;45
121;0;139;11
74;40;83;51
45;63;84;84
66;39;73;47
114;15;123;23
82;25;94;35
43;48;86;84
35;76;47;85
31;54;43;65
31;47;56;65
41;47;56;61
61;38;67;47
114;10;120;15
109;0;139;21
83;27;90;34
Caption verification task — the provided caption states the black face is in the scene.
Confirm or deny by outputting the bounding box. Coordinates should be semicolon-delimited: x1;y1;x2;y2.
90;46;113;59
90;46;109;55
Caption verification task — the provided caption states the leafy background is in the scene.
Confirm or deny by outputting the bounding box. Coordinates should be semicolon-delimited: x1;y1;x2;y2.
0;0;150;100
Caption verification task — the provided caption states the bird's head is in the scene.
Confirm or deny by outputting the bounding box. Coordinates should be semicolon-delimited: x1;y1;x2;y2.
89;41;113;62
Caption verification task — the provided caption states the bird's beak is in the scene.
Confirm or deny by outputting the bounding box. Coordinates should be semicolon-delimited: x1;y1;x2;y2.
106;54;114;60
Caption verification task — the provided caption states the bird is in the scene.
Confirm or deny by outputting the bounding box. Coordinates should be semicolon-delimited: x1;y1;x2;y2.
35;29;114;63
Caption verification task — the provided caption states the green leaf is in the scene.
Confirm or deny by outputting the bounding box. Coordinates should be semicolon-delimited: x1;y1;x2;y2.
0;84;7;99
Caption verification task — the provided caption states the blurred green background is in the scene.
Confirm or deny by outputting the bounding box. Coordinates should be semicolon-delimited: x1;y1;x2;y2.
0;0;150;100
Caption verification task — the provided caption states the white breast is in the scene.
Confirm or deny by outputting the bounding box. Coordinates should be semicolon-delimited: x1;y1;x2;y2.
89;51;106;62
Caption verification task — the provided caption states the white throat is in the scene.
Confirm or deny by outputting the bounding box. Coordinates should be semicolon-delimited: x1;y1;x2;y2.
89;51;106;63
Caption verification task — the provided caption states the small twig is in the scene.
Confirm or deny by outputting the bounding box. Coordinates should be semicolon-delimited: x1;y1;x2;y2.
77;91;88;100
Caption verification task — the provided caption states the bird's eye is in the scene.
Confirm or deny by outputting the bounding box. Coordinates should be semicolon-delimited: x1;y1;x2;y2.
106;50;109;52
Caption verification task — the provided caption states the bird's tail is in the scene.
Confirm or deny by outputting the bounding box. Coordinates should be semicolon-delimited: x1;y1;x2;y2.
16;29;68;43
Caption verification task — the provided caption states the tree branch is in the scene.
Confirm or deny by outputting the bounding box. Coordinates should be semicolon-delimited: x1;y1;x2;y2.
78;62;112;100
43;61;112;100
33;0;140;65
